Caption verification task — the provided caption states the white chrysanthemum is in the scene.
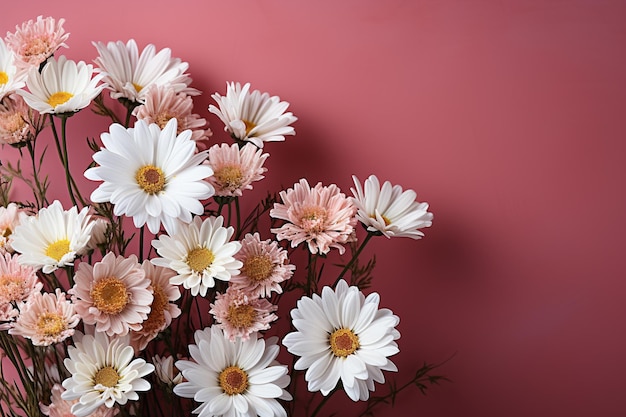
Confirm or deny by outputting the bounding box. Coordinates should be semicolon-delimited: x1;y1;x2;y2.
61;331;154;417
0;38;26;101
151;216;242;297
93;39;198;103
174;326;292;417
17;55;105;114
282;280;401;401
209;82;297;148
10;200;95;274
85;119;214;234
350;175;433;239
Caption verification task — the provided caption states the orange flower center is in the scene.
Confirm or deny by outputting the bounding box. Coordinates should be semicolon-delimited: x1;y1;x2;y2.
133;83;143;93
22;37;51;57
47;92;73;108
214;165;244;191
45;239;71;262
219;366;248;395
0;274;24;303
186;247;215;273
37;313;65;336
94;366;120;388
91;276;129;315
141;284;167;335
227;304;256;328
0;112;27;135
329;328;360;357
300;207;327;234
136;165;166;194
241;255;274;282
242;119;256;136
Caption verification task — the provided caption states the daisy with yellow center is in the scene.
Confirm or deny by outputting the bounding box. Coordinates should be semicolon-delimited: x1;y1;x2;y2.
151;215;242;297
61;331;154;417
85;119;214;234
41;384;119;417
0;38;26;101
282;280;401;402
205;142;269;197
270;179;357;255
10;200;95;274
209;81;297;148
17;55;104;115
70;253;153;337
209;286;278;341
174;326;292;417
9;289;79;346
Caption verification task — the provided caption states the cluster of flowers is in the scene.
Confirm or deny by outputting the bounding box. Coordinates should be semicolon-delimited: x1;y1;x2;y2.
0;16;434;417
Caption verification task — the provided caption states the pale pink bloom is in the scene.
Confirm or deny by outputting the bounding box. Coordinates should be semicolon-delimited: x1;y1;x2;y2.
0;302;19;330
209;286;278;341
0;252;41;305
152;355;183;387
130;261;181;351
0;202;28;253
230;233;295;298
205;142;269;197
5;16;69;70
93;39;199;103
9;289;79;346
86;215;109;252
70;253;153;336
209;82;297;148
133;85;211;146
270;179;357;255
41;384;119;417
0;94;36;146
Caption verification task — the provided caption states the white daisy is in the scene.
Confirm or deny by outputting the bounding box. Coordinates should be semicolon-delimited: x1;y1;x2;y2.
151;215;242;297
10;200;95;274
93;39;198;104
282;280;401;401
350;174;433;239
17;55;105;114
209;82;297;148
0;38;26;101
61;330;154;417
84;119;214;234
174;326;292;417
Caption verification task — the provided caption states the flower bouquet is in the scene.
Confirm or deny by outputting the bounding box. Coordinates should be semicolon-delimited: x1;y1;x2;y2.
0;16;444;417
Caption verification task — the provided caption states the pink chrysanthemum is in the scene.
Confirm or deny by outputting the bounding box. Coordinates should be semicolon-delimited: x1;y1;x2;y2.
9;289;79;346
41;384;119;417
270;179;357;255
5;16;69;70
0;202;27;253
130;261;182;352
70;253;153;336
0;303;19;330
205;142;269;197
0;94;36;146
0;252;41;305
209;286;278;341
93;39;198;103
133;85;211;147
230;233;295;298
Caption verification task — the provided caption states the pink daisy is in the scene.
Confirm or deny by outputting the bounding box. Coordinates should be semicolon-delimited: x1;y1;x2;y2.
230;233;295;298
130;261;182;351
0;94;36;146
5;16;69;70
70;252;153;336
270;179;357;255
209;286;278;341
0;202;27;253
41;384;119;417
0;252;41;306
205;142;269;197
133;85;211;147
9;289;79;346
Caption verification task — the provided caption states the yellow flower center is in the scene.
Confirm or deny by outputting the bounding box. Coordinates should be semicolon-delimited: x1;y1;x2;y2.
300;207;327;234
219;366;248;395
37;313;65;336
133;83;143;93
241;255;274;282
135;165;166;194
186;247;215;273
141;284;167;335
94;366;120;388
371;213;392;226
329;328;360;357
0;72;8;85
90;276;129;315
45;239;71;262
242;119;256;137
47;92;74;108
226;304;256;328
214;165;244;191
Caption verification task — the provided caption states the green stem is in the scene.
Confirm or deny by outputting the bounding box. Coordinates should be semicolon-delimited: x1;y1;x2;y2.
333;232;375;287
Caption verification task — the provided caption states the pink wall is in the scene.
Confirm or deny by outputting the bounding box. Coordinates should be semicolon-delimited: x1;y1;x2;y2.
3;1;626;416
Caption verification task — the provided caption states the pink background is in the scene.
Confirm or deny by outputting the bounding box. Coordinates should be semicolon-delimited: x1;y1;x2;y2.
3;1;626;416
